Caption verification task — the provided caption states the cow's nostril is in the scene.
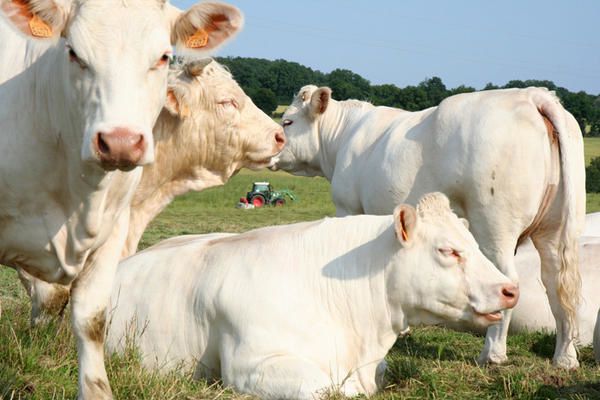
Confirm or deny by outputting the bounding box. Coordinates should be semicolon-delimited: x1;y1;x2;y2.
275;131;285;146
502;287;515;298
97;133;110;155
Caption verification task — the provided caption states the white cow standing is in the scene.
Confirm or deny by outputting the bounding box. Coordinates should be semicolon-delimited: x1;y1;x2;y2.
0;1;242;398
17;58;286;324
106;193;519;399
274;85;586;368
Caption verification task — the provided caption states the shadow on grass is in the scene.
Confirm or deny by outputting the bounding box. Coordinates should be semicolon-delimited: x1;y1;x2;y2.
393;333;462;362
533;381;600;400
528;332;556;359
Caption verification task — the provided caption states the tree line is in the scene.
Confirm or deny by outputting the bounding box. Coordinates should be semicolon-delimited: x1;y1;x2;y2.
216;56;600;136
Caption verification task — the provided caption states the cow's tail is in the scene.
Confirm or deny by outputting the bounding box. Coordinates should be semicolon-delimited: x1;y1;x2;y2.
534;88;585;338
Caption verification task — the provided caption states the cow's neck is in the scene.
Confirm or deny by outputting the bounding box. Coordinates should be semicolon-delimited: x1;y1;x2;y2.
316;99;374;180
311;219;402;360
125;111;241;256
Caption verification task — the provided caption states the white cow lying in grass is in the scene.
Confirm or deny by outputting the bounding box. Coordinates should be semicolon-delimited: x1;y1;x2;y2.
106;193;518;399
512;212;600;350
17;58;285;324
273;85;585;368
512;237;600;346
582;212;600;237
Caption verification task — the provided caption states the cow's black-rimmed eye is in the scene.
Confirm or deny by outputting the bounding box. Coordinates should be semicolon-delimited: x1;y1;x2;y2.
154;53;172;69
67;46;87;69
282;119;293;127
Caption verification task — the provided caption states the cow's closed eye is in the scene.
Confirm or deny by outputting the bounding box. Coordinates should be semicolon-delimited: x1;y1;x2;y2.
438;248;462;260
219;99;238;109
282;119;293;127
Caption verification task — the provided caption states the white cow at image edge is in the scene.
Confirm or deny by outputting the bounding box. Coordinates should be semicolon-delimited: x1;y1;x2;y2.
273;85;586;369
16;58;286;325
0;1;242;398
582;212;600;237
445;235;600;349
106;193;519;399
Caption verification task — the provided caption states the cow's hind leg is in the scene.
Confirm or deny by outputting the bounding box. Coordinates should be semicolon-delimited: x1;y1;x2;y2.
531;232;579;369
17;269;70;326
224;355;352;400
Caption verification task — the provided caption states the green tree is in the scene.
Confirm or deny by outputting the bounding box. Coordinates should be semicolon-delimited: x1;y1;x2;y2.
586;156;600;192
370;84;402;106
247;87;278;115
419;76;447;107
326;69;371;100
449;85;476;96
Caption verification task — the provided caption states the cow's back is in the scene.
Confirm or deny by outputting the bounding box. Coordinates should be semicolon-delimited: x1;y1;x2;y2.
335;89;557;227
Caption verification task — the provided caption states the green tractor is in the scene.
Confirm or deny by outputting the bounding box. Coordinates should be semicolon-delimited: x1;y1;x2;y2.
240;181;296;208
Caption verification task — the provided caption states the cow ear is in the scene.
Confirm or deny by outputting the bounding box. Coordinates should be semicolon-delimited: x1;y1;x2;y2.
309;87;331;118
168;2;243;57
164;84;192;119
393;204;418;246
1;0;70;40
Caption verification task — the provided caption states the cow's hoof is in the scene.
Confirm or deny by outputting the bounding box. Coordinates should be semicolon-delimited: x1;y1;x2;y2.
553;355;579;370
477;352;508;366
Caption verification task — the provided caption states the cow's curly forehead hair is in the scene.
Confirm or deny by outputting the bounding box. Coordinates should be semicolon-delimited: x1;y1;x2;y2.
168;57;232;82
416;192;454;219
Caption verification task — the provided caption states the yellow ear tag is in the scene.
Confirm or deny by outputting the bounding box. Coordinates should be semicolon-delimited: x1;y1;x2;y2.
185;28;209;48
29;15;53;38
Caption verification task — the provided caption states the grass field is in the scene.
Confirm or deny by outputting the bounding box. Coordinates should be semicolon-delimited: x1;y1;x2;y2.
2;139;600;399
584;137;600;166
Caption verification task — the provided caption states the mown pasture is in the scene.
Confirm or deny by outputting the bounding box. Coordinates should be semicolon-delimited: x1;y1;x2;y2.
1;138;600;399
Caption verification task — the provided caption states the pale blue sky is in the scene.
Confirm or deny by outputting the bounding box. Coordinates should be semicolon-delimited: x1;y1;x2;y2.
173;1;600;95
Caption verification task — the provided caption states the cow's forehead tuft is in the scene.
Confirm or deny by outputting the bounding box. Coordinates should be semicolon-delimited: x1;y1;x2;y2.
416;192;452;219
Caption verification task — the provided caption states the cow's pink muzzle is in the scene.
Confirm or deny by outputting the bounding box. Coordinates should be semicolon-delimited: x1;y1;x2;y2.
93;127;146;170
